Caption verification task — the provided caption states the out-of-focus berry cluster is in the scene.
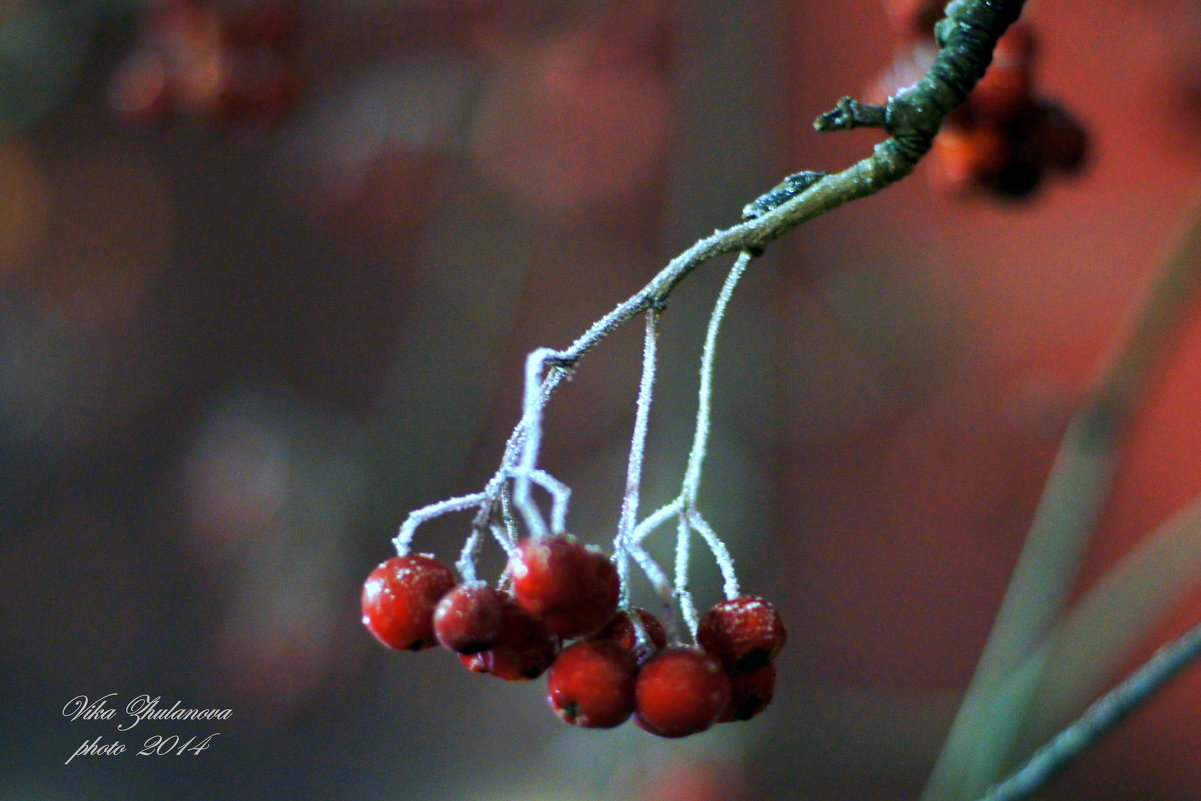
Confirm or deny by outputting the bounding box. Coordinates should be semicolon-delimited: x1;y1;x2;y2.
360;535;786;738
876;0;1088;198
109;0;305;130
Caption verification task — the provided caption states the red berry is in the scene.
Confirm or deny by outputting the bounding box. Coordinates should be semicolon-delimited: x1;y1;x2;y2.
719;662;776;722
361;555;456;651
457;603;559;681
434;582;509;653
590;608;668;665
547;640;637;728
634;647;730;738
696;596;787;673
509;535;620;638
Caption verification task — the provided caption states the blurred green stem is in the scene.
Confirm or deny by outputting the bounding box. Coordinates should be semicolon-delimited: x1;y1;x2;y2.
977;617;1201;801
921;188;1201;801
1012;492;1201;756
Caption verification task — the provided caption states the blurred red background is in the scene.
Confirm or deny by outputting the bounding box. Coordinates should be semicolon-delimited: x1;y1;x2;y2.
4;1;1201;800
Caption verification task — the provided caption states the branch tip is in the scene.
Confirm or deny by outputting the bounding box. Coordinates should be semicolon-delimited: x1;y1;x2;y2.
814;96;888;132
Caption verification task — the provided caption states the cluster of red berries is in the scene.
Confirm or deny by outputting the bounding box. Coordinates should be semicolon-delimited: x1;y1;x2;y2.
109;0;305;130
879;0;1088;198
361;534;786;737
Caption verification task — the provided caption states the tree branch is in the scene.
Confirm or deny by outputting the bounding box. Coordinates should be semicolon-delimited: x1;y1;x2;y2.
514;0;1027;373
400;0;1029;594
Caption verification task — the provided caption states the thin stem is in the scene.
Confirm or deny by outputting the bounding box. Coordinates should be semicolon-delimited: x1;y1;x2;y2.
683;251;753;503
632;500;684;544
444;0;1023;543
394;491;488;555
491;523;515;590
498;482;518;553
616;310;663;607
978;620;1201;801
674;510;698;637
455;529;481;583
628;499;680;610
528;468;571;534
514;348;566;538
687;510;740;600
1012;491;1201;757
475;370;563;532
630;540;675;609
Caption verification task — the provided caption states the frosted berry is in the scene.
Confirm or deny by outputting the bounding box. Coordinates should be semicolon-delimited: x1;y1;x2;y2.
434;582;508;654
590;608;669;665
547;640;637;728
719;662;776;722
509;535;620;638
457;603;559;681
634;647;731;738
696;596;787;673
361;555;456;651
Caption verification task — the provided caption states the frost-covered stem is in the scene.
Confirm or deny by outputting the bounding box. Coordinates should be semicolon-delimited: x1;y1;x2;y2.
628;500;681;610
674;511;698;637
498;483;517;552
682;251;752;505
394;491;489;555
631;540;675;612
513;348;565;538
473;368;565;531
667;251;753;603
455;530;482;583
688;510;741;600
491;524;515;590
616;310;663;607
530;469;571;534
621;252;751;622
978;619;1201;801
455;0;1023;540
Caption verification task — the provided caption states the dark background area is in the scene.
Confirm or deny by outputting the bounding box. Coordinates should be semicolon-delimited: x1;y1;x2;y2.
6;1;1201;799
